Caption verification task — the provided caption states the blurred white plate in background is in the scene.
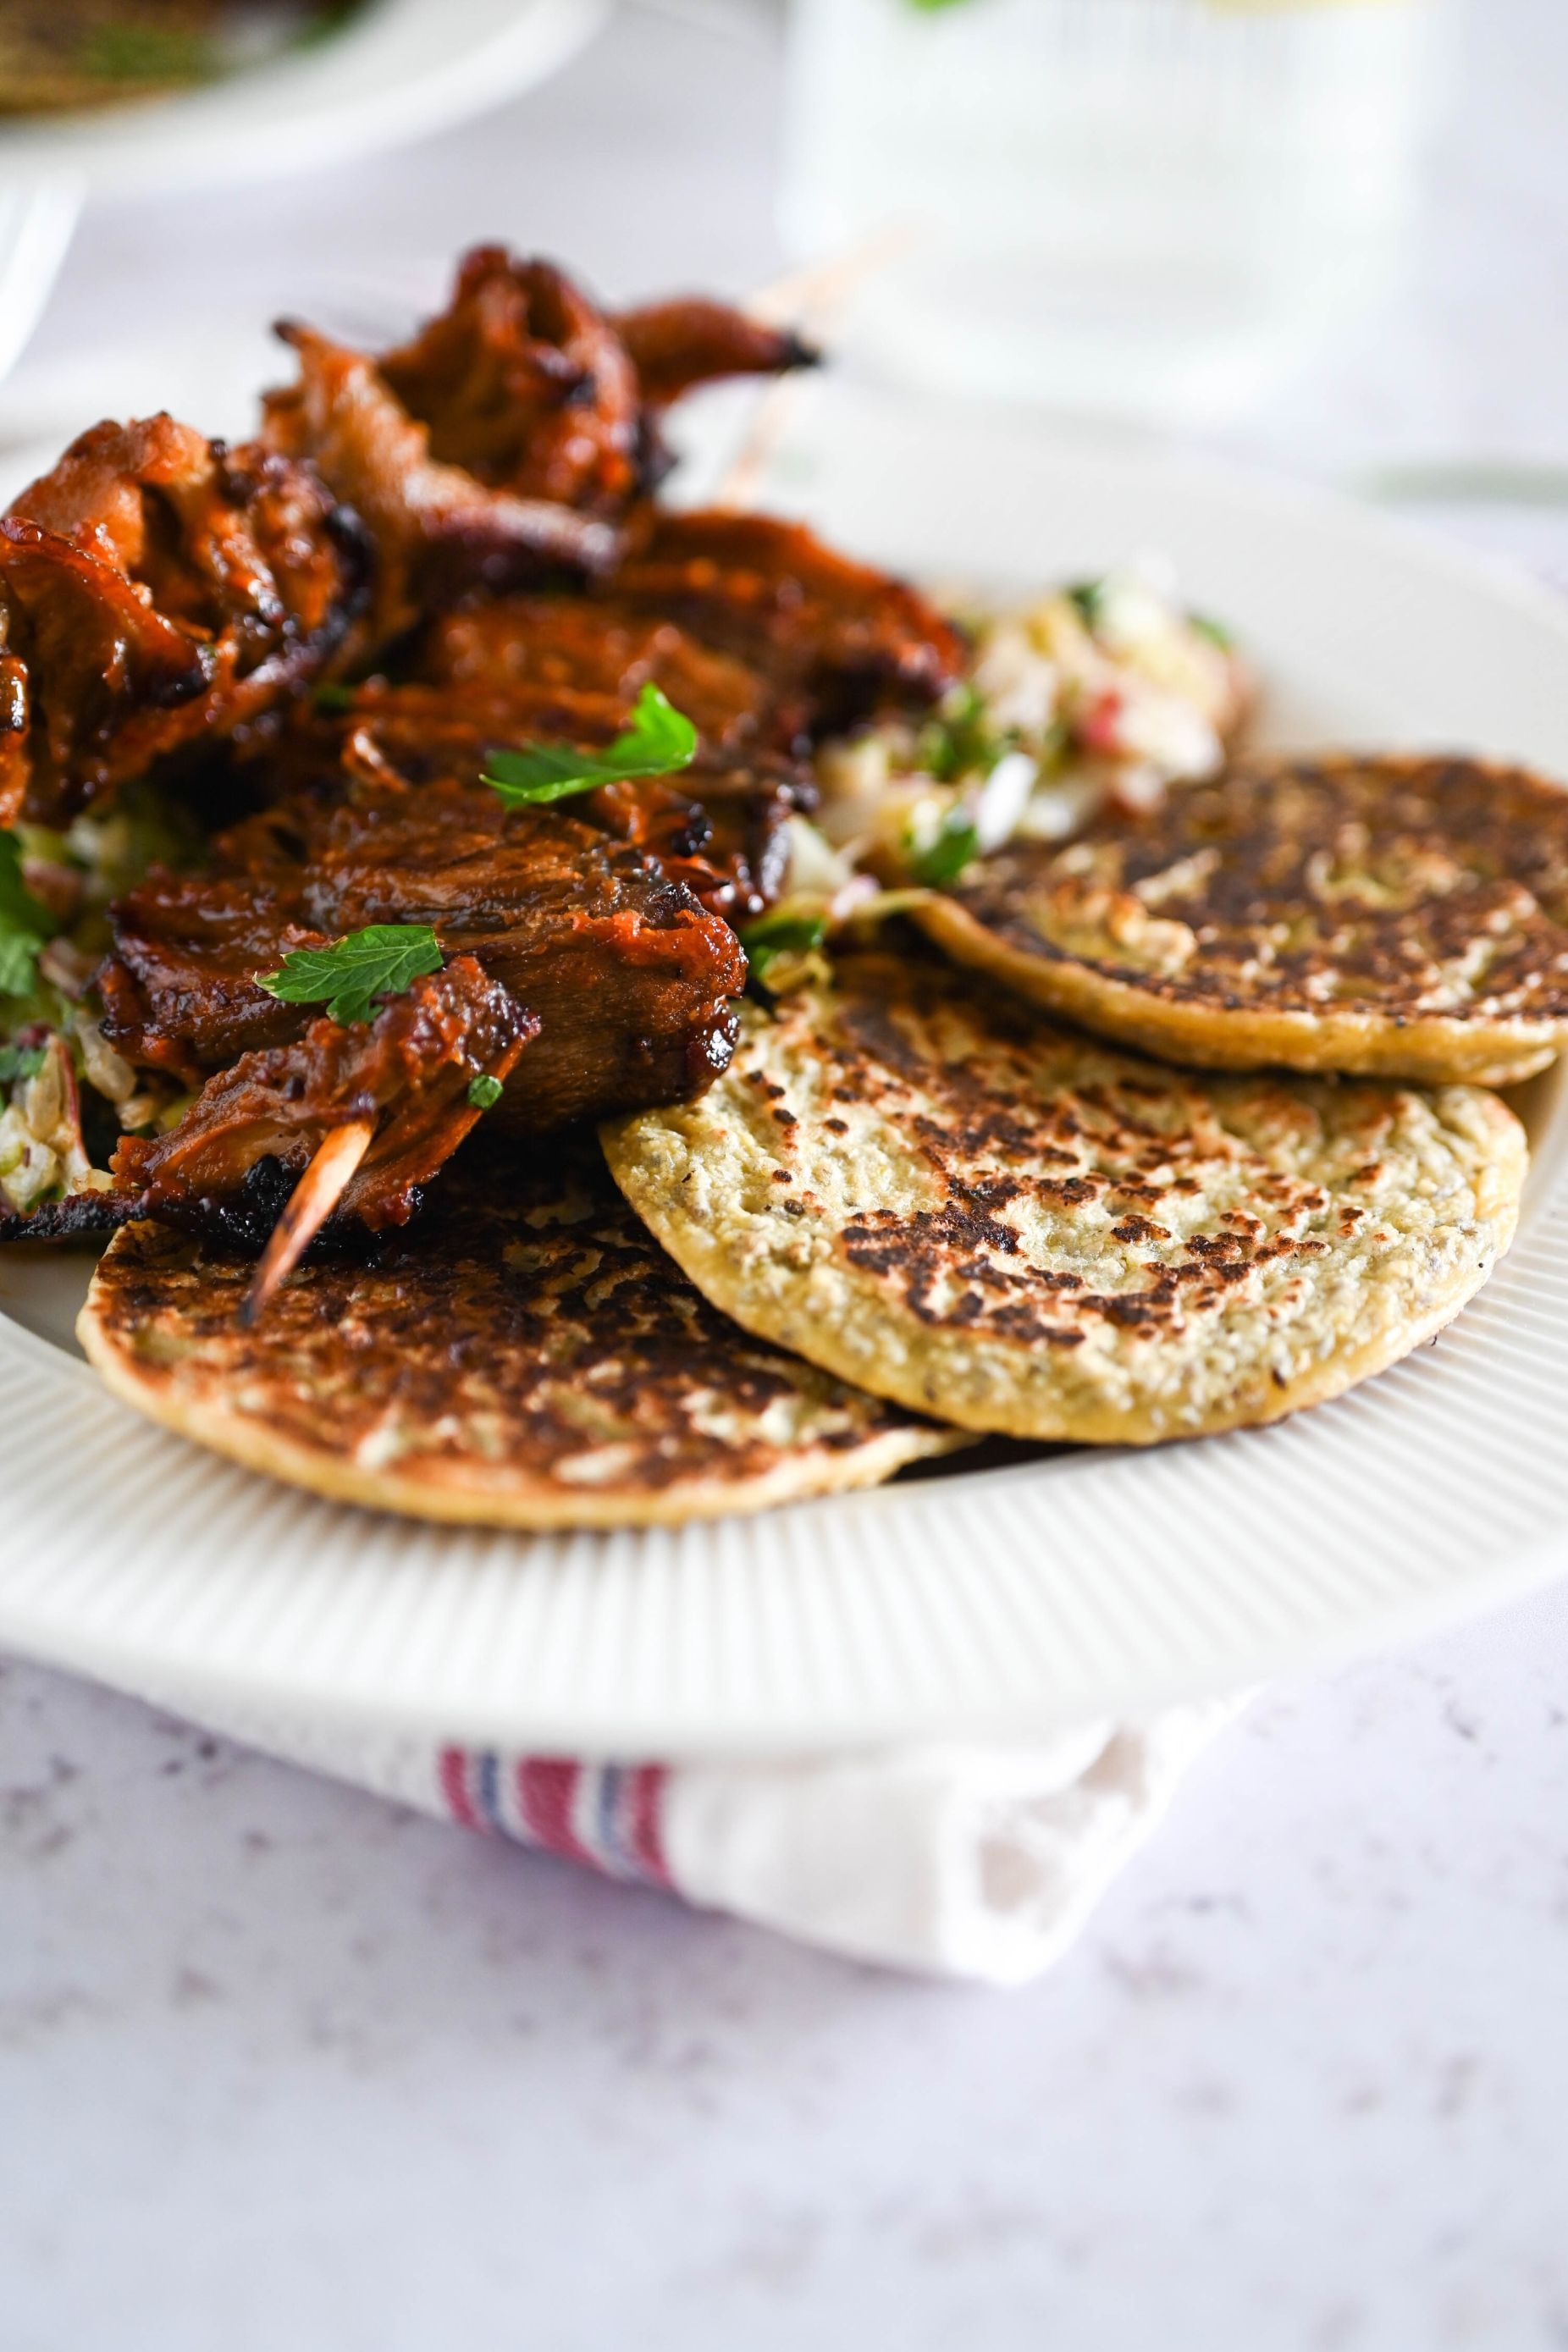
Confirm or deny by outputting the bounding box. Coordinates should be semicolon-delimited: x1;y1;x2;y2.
1;374;1566;1758
0;0;608;196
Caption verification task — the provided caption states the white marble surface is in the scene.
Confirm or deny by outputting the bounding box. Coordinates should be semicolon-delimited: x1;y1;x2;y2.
4;2;1568;2344
5;1598;1568;2351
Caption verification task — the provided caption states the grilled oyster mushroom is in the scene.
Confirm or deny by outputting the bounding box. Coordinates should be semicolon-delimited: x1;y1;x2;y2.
262;321;620;647
381;249;646;517
610;509;966;732
111;956;533;1250
378;250;815;511
99;776;747;1138
413;593;797;757
614;295;818;414
260;248;816;649
0;413;368;824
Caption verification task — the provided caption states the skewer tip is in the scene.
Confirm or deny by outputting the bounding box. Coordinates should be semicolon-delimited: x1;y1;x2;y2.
242;1116;376;1325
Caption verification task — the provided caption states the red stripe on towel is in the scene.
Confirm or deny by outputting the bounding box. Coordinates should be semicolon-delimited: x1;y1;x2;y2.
516;1758;597;1869
626;1764;672;1885
439;1747;483;1830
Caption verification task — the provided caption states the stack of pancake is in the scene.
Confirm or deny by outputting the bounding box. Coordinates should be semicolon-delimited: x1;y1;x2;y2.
84;744;1560;1527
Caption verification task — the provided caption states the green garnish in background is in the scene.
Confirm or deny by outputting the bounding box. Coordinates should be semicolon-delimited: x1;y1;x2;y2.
0;1043;46;1086
738;909;830;989
466;1074;505;1110
257;924;443;1028
907;808;981;888
83;25;213;84
1066;579;1108;631
483;683;698;808
1190;612;1235;650
919;682;1008;785
0;833;54;1001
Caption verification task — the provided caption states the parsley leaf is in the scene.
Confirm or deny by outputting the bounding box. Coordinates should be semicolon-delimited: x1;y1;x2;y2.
467;1074;504;1110
483;683;698;808
0;1042;45;1087
0;832;53;1001
738;910;829;958
907;809;980;888
1190;611;1235;651
312;681;358;713
0;936;41;999
1066;579;1107;630
918;682;1008;785
257;924;443;1027
738;908;829;989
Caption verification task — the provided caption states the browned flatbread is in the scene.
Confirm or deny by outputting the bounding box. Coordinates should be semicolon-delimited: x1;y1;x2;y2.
919;754;1568;1085
604;947;1527;1445
78;1137;960;1527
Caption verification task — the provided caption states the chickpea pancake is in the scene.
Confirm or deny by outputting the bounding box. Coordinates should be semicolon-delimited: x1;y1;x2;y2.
78;1138;959;1527
919;754;1568;1085
602;948;1526;1445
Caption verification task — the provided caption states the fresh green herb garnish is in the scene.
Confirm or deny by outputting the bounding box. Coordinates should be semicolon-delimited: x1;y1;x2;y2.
312;682;358;714
483;683;698;808
0;1043;46;1087
0;833;53;1001
290;0;363;53
467;1074;504;1110
1066;579;1107;631
1190;612;1235;650
83;25;213;83
919;682;1008;785
257;924;443;1028
907;809;980;888
738;909;829;988
739;910;829;957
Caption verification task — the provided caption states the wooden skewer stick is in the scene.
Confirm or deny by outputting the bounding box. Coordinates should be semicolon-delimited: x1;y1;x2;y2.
715;224;923;512
242;1117;376;1326
743;224;920;330
710;388;799;514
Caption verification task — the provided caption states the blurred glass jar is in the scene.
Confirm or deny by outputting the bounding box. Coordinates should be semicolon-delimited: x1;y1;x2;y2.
780;0;1447;426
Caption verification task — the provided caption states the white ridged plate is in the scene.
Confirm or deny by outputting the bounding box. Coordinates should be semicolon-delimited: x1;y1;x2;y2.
3;382;1567;1756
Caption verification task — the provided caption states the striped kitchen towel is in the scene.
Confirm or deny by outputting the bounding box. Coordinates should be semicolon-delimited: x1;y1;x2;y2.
156;1699;1236;1985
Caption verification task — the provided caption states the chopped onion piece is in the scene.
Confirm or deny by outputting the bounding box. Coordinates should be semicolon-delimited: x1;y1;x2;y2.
75;1015;137;1106
1016;776;1105;842
971;622;1057;737
782;815;859;900
972;749;1039;852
